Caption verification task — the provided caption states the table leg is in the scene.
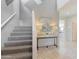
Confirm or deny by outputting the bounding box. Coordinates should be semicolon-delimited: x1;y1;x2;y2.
54;38;55;46
47;46;48;48
54;38;58;47
37;39;38;49
56;37;58;47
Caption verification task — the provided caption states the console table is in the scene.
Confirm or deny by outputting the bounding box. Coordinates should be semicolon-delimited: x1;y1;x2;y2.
37;36;58;49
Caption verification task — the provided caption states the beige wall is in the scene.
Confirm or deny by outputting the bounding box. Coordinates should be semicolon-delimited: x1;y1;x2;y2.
72;16;77;41
59;0;77;41
1;0;14;23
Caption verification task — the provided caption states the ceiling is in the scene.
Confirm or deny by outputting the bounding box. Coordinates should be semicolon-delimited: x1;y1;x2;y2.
57;0;70;9
20;0;75;19
21;0;71;10
21;0;58;18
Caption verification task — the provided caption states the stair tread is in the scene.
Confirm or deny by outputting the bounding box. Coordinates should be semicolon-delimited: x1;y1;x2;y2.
15;26;32;27
15;26;32;28
2;52;32;59
8;36;32;38
8;37;32;41
5;40;32;47
2;45;32;50
8;37;32;40
14;29;32;30
13;27;32;30
13;31;32;33
12;32;32;34
10;35;32;36
10;35;32;37
5;40;32;44
10;33;32;36
7;40;32;42
15;27;32;29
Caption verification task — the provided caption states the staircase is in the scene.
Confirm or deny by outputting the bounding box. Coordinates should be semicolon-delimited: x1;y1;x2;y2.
1;26;32;59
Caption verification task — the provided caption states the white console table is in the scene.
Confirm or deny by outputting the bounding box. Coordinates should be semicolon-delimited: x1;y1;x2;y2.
37;35;58;49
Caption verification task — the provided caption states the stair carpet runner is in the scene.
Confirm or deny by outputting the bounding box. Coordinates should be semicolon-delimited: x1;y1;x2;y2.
1;26;32;59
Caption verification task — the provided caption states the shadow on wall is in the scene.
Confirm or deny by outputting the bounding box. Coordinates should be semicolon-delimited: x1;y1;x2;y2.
5;0;14;6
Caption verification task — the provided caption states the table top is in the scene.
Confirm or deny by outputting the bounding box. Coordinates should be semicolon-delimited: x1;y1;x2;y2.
37;35;58;39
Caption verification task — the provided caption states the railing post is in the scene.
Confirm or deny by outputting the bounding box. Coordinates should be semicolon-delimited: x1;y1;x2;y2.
32;10;37;59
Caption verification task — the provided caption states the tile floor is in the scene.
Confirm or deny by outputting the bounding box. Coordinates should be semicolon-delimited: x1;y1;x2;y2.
37;33;77;59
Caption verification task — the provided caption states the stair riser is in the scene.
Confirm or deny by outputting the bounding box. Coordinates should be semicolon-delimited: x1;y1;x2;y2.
14;28;32;30
10;35;32;38
10;34;32;36
13;27;32;31
5;42;32;47
12;32;32;34
15;27;32;28
1;56;32;59
8;37;32;41
11;33;32;36
18;56;32;59
2;48;32;55
14;29;32;31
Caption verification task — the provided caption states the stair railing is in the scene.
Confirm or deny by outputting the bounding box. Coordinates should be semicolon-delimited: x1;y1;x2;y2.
32;10;37;59
1;12;16;29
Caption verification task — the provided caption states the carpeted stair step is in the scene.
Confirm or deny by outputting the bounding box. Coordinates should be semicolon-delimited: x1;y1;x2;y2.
14;26;32;31
8;37;32;41
1;26;32;59
1;52;32;59
10;35;32;37
2;45;32;55
10;32;32;36
15;26;32;28
13;30;32;33
13;29;32;32
4;40;32;47
14;26;32;30
10;34;32;36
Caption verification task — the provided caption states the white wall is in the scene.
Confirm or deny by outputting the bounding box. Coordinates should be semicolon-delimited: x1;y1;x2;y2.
64;18;72;41
1;0;20;47
1;0;14;23
59;0;77;41
19;0;32;26
35;0;57;18
64;15;77;41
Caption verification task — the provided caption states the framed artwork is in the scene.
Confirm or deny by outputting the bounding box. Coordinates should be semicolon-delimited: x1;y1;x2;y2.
40;17;52;35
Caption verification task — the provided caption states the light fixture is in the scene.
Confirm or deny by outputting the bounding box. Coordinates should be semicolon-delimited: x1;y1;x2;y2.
34;0;42;5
